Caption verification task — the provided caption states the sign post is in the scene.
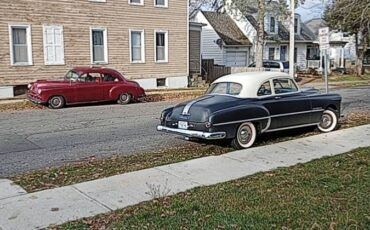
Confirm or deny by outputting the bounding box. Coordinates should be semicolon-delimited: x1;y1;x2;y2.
319;27;330;93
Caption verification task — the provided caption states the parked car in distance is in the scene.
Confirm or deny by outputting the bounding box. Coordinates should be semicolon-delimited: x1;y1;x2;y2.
157;72;341;149
248;60;289;73
27;67;145;109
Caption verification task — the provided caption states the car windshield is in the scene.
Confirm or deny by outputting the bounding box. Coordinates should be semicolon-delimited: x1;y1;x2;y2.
64;70;79;82
206;82;242;96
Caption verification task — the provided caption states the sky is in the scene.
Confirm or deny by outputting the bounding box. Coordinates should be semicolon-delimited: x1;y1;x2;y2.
295;0;329;22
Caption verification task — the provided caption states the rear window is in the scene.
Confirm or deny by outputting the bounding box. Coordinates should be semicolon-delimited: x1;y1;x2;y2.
283;62;289;69
206;82;242;96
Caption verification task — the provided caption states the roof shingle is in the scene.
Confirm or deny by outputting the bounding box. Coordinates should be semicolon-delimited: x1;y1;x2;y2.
202;11;252;46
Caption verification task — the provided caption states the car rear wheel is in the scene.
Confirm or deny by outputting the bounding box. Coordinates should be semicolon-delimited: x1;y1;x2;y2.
317;109;338;132
231;122;257;149
48;96;65;109
117;93;132;105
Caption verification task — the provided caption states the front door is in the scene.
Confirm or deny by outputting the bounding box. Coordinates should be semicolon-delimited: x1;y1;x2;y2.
74;72;102;103
280;46;287;61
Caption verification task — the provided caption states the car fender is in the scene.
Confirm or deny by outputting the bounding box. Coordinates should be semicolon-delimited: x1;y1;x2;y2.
209;104;271;133
109;85;134;100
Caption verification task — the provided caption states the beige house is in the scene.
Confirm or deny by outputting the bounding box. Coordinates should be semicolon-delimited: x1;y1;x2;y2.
0;0;188;90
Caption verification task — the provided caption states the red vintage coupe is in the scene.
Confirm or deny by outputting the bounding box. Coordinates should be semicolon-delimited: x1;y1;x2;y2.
27;67;146;109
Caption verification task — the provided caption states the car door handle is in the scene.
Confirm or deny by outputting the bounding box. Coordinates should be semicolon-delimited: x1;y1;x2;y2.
274;96;281;100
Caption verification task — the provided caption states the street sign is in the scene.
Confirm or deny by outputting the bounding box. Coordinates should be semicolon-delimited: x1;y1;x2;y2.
319;27;330;50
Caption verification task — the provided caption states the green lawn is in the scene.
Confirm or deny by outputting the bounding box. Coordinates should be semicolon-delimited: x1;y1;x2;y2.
60;147;370;230
330;74;370;82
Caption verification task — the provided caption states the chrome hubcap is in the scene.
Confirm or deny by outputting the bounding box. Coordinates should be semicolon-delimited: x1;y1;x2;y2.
320;113;333;129
238;126;252;145
120;94;128;101
52;98;61;106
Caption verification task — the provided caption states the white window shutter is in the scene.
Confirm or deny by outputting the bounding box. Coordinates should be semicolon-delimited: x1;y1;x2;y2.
43;25;64;65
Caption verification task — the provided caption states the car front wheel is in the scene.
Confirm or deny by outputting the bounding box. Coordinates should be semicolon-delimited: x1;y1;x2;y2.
48;96;65;109
317;109;338;132
231;122;257;149
117;93;132;105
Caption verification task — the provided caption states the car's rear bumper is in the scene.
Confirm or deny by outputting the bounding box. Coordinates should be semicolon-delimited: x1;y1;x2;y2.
157;125;226;140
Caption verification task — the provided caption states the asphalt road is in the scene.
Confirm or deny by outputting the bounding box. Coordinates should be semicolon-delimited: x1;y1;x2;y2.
1;86;369;177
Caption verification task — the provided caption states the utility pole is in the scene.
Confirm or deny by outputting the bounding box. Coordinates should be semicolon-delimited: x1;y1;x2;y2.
289;0;295;78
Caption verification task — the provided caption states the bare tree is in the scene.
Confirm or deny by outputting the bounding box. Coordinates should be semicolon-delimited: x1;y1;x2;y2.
324;0;370;76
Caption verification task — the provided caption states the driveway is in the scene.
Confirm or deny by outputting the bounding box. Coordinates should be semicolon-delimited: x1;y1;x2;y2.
0;86;369;177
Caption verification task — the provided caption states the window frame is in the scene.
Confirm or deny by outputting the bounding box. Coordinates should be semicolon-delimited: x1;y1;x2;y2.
257;80;272;97
8;24;33;66
294;17;299;34
154;0;168;8
129;29;145;63
128;0;144;6
43;25;65;66
268;47;275;60
154;30;168;63
272;78;299;95
269;16;276;33
90;27;108;65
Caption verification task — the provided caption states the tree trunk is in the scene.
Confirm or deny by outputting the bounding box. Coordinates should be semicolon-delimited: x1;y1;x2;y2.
255;0;265;68
357;29;369;76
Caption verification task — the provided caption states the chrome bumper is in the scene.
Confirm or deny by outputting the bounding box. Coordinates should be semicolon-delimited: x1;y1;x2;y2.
157;125;226;140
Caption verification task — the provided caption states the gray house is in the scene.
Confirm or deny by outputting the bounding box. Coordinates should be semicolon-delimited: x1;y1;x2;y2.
193;11;252;67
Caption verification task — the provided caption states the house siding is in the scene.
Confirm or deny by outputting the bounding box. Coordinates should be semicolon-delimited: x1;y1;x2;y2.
194;12;224;65
0;0;188;88
189;30;201;74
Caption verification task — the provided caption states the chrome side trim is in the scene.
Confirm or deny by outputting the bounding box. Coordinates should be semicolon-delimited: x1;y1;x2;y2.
261;117;271;133
213;116;271;127
269;109;324;118
264;123;320;133
157;125;226;140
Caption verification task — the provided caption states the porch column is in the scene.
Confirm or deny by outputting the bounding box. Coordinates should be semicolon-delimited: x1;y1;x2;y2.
340;47;345;68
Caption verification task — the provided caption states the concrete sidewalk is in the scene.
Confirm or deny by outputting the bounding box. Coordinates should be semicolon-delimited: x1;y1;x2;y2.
1;125;370;230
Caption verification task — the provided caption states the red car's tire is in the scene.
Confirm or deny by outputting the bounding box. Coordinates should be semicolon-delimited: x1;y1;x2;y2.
48;96;65;109
117;93;132;105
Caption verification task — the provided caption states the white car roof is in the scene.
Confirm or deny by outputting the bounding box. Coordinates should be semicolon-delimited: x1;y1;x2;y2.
212;71;297;98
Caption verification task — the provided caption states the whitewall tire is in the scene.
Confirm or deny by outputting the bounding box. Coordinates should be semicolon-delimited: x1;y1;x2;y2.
48;96;65;109
231;122;257;149
318;109;338;132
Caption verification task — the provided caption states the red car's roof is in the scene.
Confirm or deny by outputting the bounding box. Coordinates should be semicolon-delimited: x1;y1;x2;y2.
71;67;126;80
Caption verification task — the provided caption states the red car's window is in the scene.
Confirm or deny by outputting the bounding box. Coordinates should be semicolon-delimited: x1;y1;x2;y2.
102;73;119;82
79;73;101;83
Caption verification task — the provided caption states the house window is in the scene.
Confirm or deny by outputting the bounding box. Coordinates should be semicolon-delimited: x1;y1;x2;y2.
270;17;275;33
156;78;166;87
9;25;32;65
43;25;64;65
155;0;167;7
130;30;145;63
294;48;298;63
90;28;108;64
268;48;275;60
129;0;143;5
155;31;168;62
294;18;298;34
